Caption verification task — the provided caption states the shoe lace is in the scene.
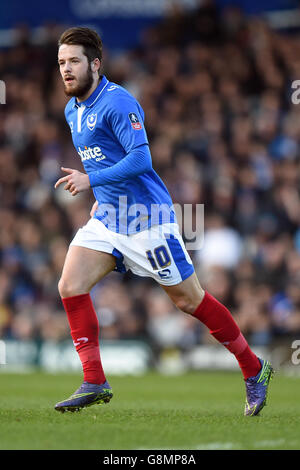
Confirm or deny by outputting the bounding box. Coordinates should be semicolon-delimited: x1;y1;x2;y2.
71;383;87;396
246;378;261;402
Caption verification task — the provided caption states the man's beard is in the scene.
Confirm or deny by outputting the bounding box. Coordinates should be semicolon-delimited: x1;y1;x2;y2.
64;64;94;99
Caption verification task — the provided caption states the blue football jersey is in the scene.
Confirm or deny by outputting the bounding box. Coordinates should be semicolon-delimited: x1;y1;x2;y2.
64;75;176;234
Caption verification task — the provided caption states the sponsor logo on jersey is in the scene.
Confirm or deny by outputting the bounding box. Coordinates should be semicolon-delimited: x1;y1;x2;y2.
128;112;142;130
87;113;97;131
77;146;106;162
158;269;172;279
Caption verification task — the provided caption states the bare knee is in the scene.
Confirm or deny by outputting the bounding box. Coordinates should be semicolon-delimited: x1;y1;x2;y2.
174;291;205;315
163;275;205;315
58;276;89;298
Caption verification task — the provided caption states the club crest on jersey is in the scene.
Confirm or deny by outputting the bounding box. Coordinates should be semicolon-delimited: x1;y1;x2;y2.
87;113;97;131
128;112;142;130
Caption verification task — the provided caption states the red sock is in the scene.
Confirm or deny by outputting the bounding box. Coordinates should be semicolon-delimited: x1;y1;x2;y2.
62;293;106;385
192;291;261;379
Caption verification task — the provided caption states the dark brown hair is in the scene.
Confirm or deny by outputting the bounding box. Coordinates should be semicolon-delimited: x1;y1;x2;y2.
58;27;103;64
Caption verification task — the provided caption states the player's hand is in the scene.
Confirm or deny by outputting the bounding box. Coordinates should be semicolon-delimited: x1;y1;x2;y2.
90;200;98;217
54;167;91;196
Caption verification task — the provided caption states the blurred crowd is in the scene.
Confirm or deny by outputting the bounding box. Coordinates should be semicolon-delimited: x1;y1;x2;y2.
0;1;300;353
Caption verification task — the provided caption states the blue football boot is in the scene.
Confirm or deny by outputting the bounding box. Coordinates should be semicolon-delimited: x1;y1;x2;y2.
55;380;113;413
244;358;274;416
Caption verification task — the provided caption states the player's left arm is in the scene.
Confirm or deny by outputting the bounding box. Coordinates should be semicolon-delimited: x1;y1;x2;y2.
54;95;151;195
88;143;152;187
54;142;152;195
54;167;90;196
88;95;152;188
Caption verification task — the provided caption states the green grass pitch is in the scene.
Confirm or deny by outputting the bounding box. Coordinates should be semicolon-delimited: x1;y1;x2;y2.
0;370;299;450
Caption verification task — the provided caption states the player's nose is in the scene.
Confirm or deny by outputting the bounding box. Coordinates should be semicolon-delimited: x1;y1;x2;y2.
62;61;72;73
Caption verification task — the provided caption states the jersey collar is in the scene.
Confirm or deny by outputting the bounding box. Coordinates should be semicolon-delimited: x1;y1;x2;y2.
73;75;109;108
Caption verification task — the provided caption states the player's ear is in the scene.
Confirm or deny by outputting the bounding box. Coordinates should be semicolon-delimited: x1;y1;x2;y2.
91;58;101;73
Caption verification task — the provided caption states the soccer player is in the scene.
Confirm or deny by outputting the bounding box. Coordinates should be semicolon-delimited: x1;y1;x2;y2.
54;27;273;415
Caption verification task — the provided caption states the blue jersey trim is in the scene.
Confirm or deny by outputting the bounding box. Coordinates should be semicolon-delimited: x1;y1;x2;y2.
164;234;194;282
112;248;127;273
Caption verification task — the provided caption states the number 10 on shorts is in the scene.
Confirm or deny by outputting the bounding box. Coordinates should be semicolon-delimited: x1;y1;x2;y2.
146;245;171;270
